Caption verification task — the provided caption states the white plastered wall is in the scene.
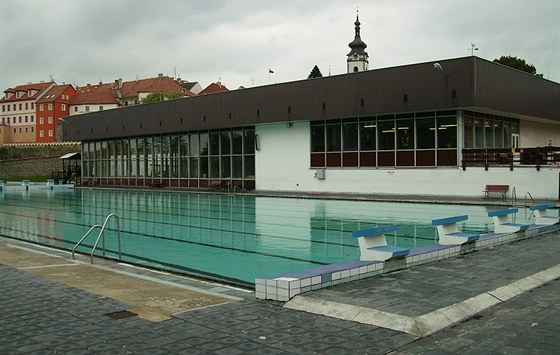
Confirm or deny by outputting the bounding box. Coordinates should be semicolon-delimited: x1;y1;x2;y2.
520;120;560;147
256;122;559;200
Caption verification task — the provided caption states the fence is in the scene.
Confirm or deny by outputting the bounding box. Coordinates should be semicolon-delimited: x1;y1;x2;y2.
461;146;560;171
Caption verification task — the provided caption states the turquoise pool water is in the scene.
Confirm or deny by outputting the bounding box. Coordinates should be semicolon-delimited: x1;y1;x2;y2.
0;189;535;286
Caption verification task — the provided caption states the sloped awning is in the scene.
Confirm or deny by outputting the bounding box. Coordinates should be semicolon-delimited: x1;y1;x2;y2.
60;152;81;160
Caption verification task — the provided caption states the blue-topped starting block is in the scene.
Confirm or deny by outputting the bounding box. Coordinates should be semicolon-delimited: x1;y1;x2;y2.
529;203;559;225
432;215;479;245
488;208;530;234
352;224;409;261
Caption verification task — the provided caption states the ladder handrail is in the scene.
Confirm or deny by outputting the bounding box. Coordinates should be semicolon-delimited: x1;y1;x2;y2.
525;192;535;207
72;213;121;264
72;224;102;260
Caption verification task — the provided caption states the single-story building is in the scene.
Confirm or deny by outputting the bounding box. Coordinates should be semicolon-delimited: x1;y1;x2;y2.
62;56;560;199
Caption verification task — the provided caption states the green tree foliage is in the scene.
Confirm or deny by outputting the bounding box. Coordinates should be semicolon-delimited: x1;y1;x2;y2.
140;91;184;104
308;65;323;79
493;56;543;77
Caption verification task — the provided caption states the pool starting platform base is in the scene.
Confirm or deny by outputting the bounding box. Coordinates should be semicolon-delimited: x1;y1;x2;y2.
256;222;559;301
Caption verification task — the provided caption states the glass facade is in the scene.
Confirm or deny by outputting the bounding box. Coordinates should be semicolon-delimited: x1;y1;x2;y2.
311;110;458;168
463;111;518;149
82;127;255;189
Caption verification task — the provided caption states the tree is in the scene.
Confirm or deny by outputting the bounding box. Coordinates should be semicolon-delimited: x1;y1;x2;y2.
493;56;543;77
308;65;323;79
140;91;184;104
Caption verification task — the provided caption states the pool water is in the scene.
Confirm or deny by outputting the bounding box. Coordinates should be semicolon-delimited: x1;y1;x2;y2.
0;189;535;286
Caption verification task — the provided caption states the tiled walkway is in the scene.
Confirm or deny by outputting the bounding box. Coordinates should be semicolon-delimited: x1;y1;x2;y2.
1;231;559;354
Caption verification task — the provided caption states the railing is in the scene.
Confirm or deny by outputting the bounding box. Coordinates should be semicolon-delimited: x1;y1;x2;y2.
72;213;122;264
462;146;560;171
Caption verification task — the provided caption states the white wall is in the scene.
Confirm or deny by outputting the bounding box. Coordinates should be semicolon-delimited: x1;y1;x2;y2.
521;120;560;147
256;122;560;200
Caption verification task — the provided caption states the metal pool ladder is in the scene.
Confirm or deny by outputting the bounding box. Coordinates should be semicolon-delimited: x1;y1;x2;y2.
72;213;122;264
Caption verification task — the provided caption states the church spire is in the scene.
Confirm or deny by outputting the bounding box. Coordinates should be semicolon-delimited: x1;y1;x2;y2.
347;10;369;73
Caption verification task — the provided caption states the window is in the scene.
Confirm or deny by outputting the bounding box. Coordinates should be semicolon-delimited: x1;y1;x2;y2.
48;103;53;110
40;117;44;124
85;106;90;112
48;117;53;124
99;106;103;111
74;107;78;112
30;115;33;122
378;119;395;150
62;104;66;111
25;103;28;110
19;117;22;123
25;116;28;123
19;103;22;110
40;130;44;137
48;130;53;137
1;104;4;112
40;104;44;111
31;103;34;109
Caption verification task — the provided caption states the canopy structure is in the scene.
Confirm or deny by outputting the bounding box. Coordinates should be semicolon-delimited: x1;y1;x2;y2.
54;152;81;183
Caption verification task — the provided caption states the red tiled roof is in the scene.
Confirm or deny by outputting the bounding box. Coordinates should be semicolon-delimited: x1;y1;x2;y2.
1;82;54;103
118;76;194;99
36;84;75;103
72;83;119;105
199;82;229;95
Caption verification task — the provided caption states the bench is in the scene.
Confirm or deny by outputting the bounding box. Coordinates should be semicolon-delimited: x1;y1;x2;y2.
529;203;559;225
483;184;509;199
352;225;409;261
431;215;480;245
487;208;530;234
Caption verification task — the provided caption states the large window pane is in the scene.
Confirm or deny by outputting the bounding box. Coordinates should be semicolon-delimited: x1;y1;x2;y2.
200;157;208;179
232;156;243;178
438;117;458;148
397;119;414;150
416;118;435;149
232;130;243;154
484;119;494;148
209;132;220;155
326;123;341;152
494;121;504;148
190;134;199;156
200;133;209;155
464;116;474;148
474;117;484;148
244;130;255;154
220;131;231;155
378;120;395;150
311;125;325;152
221;156;231;178
210;157;220;178
180;134;189;156
343;122;358;151
359;120;376;151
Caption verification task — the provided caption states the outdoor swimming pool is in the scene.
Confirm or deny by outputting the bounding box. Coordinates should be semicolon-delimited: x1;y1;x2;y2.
0;189;535;286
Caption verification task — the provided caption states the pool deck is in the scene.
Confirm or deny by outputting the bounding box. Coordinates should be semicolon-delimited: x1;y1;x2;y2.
2;222;559;353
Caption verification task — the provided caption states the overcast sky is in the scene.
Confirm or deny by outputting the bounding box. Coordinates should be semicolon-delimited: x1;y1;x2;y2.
1;0;558;91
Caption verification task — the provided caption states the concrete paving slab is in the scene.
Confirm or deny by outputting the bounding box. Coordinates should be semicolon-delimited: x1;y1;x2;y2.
0;243;233;322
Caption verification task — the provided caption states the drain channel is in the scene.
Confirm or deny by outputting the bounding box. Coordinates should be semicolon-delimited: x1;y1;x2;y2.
104;310;138;319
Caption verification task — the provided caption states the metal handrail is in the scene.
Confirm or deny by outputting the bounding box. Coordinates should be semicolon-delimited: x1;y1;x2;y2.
525;192;535;207
72;213;121;264
511;186;517;206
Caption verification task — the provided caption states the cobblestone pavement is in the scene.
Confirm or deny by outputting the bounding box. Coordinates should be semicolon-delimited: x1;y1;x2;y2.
1;232;559;354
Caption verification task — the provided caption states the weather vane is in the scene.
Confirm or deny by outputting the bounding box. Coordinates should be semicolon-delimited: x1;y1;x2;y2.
469;42;479;56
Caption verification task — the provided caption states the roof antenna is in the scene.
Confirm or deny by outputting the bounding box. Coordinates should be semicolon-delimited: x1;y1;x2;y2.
469;42;479;56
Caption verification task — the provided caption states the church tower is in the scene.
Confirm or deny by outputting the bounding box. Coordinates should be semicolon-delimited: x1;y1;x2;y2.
347;12;369;73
